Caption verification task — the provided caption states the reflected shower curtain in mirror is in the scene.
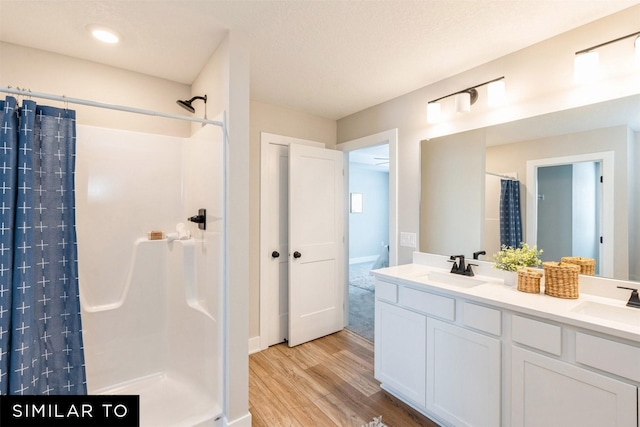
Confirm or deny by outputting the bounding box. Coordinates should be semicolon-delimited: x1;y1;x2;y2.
0;96;86;395
499;179;523;248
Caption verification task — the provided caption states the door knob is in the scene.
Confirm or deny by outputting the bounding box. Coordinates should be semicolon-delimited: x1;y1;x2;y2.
293;251;302;259
271;251;280;258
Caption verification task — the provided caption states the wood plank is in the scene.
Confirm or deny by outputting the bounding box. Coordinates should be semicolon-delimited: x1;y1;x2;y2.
323;351;380;397
249;330;439;427
289;403;337;427
275;339;333;370
263;347;329;401
312;392;369;426
249;371;304;427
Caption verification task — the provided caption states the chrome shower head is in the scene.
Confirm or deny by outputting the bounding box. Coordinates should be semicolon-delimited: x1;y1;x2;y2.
176;94;207;113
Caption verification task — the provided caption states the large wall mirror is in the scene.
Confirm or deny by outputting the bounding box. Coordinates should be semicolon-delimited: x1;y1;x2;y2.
420;94;640;282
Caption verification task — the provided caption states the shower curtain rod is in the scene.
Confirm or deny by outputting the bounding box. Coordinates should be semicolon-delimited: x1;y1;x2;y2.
0;86;224;128
486;171;518;180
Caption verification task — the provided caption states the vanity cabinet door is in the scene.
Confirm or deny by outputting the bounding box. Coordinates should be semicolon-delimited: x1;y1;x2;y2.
511;346;637;427
374;300;427;407
426;317;501;427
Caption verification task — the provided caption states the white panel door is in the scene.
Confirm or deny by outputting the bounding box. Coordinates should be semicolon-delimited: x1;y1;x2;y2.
288;143;344;347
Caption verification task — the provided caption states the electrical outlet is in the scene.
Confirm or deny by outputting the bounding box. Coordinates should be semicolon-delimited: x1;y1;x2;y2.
400;232;417;248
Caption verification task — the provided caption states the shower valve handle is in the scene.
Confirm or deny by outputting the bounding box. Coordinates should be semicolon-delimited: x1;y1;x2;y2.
188;215;205;224
187;208;206;230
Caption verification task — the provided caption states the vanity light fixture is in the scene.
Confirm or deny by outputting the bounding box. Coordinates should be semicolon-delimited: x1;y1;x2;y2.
574;30;640;82
426;76;505;123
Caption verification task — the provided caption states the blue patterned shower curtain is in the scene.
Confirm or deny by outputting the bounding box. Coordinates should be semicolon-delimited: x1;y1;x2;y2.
0;96;86;395
499;179;523;248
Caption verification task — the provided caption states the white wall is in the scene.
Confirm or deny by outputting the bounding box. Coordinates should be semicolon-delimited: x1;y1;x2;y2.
348;164;389;261
0;42;191;137
337;5;640;265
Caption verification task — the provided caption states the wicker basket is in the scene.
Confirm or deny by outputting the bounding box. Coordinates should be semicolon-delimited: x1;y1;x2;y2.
561;256;595;275
517;269;542;293
543;262;580;299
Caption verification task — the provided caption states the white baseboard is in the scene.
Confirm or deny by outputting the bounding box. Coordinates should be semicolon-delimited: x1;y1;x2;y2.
248;336;262;355
349;255;378;265
223;412;252;427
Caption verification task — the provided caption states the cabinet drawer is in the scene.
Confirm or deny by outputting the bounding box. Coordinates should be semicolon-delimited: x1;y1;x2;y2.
575;333;640;382
375;280;398;303
399;287;455;321
462;302;502;336
512;315;562;355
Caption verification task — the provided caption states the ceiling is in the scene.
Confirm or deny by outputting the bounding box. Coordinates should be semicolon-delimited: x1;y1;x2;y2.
1;0;639;120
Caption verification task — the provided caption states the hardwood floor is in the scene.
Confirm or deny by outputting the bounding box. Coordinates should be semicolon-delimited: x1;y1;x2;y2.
249;329;439;427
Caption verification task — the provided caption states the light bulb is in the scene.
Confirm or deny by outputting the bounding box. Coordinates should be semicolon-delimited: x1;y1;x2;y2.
455;92;471;113
487;80;506;106
574;51;599;83
427;102;441;123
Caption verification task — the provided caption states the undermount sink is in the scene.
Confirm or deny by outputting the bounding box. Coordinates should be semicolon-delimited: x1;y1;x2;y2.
571;301;640;326
417;271;487;288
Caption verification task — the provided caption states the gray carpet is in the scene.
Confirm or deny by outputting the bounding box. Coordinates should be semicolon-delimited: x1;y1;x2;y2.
349;261;375;291
347;262;375;341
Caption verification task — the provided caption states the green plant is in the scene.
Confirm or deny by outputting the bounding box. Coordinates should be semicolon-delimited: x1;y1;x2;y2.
492;243;543;272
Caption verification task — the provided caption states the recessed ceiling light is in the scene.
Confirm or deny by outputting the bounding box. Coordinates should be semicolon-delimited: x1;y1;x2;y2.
86;25;120;44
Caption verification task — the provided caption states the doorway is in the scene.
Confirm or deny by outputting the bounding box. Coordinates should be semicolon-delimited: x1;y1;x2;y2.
526;151;613;277
346;145;389;341
337;129;398;343
537;162;601;273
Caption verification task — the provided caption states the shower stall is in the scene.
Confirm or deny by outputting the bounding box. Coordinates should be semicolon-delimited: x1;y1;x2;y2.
75;123;224;426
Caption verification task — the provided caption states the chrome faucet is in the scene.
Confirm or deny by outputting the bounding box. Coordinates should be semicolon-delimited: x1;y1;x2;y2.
449;255;477;277
617;286;640;308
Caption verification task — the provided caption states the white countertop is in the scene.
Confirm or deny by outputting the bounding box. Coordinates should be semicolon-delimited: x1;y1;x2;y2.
371;263;640;344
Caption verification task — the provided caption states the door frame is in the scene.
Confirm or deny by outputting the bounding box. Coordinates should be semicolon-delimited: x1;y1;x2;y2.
258;133;324;351
336;129;398;326
526;151;614;277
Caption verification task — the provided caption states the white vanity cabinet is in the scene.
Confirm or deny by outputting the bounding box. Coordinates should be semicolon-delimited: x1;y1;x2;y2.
510;315;639;427
426;317;501;427
373;269;640;427
511;346;637;427
374;278;502;426
375;300;427;406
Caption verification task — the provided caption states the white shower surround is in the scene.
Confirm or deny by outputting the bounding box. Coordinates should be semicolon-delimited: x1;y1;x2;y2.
75;124;224;426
